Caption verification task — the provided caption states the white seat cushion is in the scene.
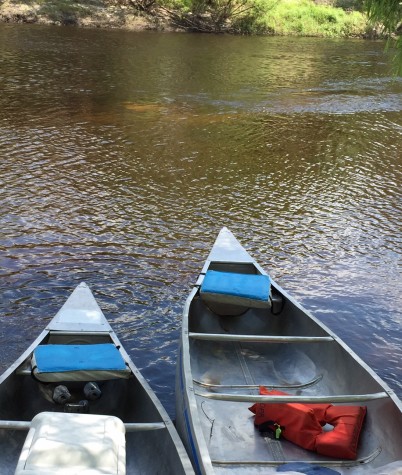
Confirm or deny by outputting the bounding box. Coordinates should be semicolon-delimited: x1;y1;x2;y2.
15;412;126;475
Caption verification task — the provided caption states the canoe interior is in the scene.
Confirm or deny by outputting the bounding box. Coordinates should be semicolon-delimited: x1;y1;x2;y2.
0;330;187;475
185;262;402;474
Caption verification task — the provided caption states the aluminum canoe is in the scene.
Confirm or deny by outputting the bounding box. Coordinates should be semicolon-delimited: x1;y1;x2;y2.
175;227;402;475
0;282;194;475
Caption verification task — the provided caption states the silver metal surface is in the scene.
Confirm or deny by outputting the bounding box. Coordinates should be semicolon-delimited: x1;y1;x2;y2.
205;227;253;264
47;283;112;333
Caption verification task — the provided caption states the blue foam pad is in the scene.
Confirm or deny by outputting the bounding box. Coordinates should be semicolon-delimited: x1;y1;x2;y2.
201;271;270;303
34;343;127;374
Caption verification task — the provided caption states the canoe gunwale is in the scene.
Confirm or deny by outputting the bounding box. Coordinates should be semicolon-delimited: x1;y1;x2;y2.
178;287;216;475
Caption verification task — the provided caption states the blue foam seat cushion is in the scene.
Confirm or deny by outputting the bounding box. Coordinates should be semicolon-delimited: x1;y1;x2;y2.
200;270;271;307
32;343;131;382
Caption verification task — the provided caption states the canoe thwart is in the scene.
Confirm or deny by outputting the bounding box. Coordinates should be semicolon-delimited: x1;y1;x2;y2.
193;373;323;390
189;332;334;343
210;445;383;467
0;420;31;430
195;391;389;403
0;419;166;432
124;422;166;431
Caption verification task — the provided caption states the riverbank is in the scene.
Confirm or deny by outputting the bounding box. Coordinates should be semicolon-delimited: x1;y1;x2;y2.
0;0;375;37
0;0;171;30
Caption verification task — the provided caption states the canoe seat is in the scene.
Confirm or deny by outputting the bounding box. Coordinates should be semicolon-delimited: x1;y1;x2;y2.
15;412;126;475
200;270;271;309
31;343;131;383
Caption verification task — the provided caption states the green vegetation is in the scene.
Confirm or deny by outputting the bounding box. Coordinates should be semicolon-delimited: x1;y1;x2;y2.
2;0;401;61
230;0;368;36
155;0;370;35
365;0;402;74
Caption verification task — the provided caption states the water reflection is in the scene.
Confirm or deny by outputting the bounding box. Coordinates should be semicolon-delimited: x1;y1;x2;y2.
0;24;401;416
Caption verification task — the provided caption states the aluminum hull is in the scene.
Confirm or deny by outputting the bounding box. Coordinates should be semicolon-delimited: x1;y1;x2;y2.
175;227;402;475
0;282;194;475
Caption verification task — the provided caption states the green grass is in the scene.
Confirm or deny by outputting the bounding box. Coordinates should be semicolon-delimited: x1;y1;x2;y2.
249;0;367;37
227;0;369;36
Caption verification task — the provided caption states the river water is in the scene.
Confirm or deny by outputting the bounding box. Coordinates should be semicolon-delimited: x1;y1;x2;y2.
0;24;401;417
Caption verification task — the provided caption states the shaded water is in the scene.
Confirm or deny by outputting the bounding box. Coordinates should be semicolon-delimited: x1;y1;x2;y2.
0;24;401;416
